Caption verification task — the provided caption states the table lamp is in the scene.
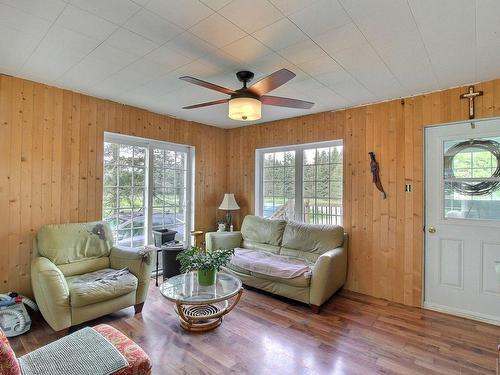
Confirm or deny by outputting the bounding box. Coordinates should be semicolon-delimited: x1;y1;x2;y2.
218;193;240;230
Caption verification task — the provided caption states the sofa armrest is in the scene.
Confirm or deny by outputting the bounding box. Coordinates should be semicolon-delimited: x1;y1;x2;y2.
309;235;348;307
110;246;154;304
205;232;243;251
31;257;71;331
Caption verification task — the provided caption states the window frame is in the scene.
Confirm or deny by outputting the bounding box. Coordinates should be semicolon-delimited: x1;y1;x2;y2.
255;139;343;223
104;132;195;247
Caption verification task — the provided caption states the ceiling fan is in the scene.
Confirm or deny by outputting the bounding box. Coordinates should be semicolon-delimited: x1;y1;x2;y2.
179;69;314;122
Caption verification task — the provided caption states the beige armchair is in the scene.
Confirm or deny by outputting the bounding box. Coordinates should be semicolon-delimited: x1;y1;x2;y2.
31;221;154;332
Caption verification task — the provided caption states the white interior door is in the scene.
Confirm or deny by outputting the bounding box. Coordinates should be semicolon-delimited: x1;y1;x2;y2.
425;118;500;324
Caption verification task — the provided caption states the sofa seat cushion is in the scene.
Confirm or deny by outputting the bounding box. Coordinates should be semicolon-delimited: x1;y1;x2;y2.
224;261;251;275
93;324;152;375
249;270;311;288
231;248;312;279
67;268;138;307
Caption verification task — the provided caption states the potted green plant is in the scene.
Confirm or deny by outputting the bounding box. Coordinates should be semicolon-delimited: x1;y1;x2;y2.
176;247;234;286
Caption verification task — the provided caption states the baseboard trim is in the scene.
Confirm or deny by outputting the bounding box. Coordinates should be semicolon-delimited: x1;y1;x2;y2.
423;301;500;326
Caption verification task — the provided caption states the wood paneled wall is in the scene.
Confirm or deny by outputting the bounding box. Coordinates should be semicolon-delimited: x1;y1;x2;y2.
226;78;500;306
2;71;500;306
0;74;227;294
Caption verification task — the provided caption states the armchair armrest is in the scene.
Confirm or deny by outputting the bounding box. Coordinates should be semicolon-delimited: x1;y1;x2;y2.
205;231;242;251
31;257;71;331
110;246;154;304
309;235;348;307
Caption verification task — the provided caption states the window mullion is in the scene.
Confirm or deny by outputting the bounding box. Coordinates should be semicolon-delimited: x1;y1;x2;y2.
145;145;154;245
295;148;303;222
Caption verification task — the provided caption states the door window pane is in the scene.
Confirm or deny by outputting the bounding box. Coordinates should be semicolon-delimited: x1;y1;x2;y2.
444;137;500;220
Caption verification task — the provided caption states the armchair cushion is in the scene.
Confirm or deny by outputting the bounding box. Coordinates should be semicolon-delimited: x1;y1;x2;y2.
36;222;114;265
66;269;138;308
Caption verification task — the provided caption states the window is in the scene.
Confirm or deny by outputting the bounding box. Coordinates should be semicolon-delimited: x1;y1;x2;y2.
444;136;500;220
103;133;194;248
256;140;343;225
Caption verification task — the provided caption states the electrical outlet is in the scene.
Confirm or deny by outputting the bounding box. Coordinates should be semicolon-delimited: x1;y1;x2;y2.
405;184;412;192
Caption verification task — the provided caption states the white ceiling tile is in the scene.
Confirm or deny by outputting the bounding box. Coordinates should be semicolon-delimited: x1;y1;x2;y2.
222;36;273;63
146;0;213;29
199;0;232;11
0;3;52;37
314;68;353;87
124;58;176;81
279;40;326;65
201;50;246;73
252;18;308;50
124;9;183;44
476;0;500;48
219;0;283;34
297;55;343;77
330;79;375;104
189;13;246;48
0;0;66;22
287;78;323;93
57;56;122;88
89;42;138;68
22;25;101;81
315;23;366;55
408;0;475;44
164;32;219;60
269;0;317;16
56;5;118;42
174;59;224;80
106;28;159;56
70;0;141;24
289;0;350;37
144;45;193;68
0;24;42;72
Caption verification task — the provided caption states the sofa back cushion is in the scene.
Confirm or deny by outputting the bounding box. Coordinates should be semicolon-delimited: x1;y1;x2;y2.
36;222;114;266
280;221;344;262
241;215;287;254
0;328;21;375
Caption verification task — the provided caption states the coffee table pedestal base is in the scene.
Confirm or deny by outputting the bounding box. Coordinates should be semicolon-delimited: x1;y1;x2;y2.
174;289;243;332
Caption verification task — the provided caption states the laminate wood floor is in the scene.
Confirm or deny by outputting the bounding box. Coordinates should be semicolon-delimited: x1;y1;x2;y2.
9;285;500;374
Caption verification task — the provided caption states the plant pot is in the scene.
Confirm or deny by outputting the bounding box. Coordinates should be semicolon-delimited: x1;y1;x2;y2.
198;268;216;286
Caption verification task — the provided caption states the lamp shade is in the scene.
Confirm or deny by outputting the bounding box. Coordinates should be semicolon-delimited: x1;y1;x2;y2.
228;97;261;121
218;193;240;210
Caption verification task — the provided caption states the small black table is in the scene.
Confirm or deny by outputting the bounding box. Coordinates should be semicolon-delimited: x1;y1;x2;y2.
155;243;185;286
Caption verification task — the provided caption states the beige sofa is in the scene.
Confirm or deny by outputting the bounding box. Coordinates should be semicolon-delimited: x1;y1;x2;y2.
206;215;347;312
31;221;154;332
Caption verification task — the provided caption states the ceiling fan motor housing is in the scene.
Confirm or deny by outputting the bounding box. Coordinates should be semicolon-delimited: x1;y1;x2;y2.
236;70;254;86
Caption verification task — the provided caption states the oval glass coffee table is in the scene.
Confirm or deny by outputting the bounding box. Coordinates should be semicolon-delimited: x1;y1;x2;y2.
160;272;243;332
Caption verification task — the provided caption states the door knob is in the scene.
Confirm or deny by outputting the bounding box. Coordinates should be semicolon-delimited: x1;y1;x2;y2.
428;226;436;233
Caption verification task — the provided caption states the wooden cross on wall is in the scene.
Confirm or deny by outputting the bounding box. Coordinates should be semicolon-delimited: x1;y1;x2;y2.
460;85;483;119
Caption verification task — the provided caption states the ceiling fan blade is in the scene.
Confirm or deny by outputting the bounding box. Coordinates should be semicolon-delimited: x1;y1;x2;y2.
182;99;229;109
247;68;296;96
179;76;236;95
261;95;314;109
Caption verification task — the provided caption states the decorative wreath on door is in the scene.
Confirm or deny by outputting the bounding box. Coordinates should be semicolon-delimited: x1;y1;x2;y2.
444;139;500;196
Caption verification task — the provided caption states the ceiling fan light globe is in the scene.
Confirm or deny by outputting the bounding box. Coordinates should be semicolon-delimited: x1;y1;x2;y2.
228;97;261;121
